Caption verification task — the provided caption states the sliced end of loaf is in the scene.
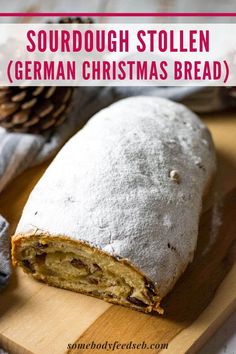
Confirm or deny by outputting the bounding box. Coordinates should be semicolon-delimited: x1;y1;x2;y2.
11;233;163;314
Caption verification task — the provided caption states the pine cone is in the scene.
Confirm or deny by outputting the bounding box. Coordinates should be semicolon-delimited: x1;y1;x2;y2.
0;86;73;134
58;17;93;24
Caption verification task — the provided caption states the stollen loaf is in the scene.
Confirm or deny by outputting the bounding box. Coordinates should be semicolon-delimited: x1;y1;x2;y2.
12;97;216;313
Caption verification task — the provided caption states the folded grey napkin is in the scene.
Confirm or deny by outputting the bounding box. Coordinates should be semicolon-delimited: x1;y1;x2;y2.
0;217;9;290
0;349;8;354
0;85;234;291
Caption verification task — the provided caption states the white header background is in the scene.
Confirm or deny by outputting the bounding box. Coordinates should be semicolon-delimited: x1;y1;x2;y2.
0;23;236;86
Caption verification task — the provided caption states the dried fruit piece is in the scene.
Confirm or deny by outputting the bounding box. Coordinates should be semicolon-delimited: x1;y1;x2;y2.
145;282;157;297
22;259;34;272
36;253;47;264
88;277;99;285
127;296;148;308
71;258;86;269
92;263;102;272
36;242;48;249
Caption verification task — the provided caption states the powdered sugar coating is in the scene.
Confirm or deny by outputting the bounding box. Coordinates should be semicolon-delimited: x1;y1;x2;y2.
16;97;216;297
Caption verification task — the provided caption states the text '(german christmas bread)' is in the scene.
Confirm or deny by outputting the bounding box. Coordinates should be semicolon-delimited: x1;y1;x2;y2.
12;97;216;313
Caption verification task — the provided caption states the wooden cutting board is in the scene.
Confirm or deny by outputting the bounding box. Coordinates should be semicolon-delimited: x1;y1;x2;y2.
0;112;236;354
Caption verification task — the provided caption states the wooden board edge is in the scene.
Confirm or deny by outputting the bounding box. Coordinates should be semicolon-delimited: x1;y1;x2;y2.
0;333;34;354
160;263;236;354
